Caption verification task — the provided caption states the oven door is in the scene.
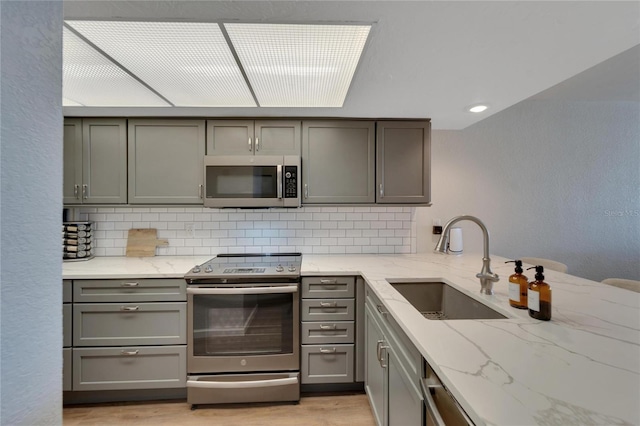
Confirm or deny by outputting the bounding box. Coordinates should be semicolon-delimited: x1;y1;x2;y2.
187;285;299;374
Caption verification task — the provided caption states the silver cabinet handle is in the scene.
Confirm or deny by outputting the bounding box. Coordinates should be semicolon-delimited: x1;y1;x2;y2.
319;324;337;330
248;137;252;152
376;340;388;368
120;306;139;311
199;184;204;199
255;137;260;151
319;301;338;308
74;184;79;199
121;282;139;287
379;183;384;197
120;350;139;356
82;184;88;199
319;347;337;354
320;279;338;285
304;183;309;199
376;304;388;316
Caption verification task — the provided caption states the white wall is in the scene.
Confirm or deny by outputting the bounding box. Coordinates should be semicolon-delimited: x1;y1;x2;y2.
417;100;640;282
0;2;63;424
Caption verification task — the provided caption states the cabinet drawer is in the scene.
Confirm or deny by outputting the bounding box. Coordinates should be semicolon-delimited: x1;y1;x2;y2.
301;344;354;384
63;280;72;303
63;348;72;391
74;279;186;302
302;276;355;298
301;299;355;321
73;302;186;346
63;304;72;347
73;346;186;391
301;321;354;344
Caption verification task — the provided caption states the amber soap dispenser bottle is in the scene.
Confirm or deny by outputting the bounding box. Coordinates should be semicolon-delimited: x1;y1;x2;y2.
506;260;528;309
527;266;552;321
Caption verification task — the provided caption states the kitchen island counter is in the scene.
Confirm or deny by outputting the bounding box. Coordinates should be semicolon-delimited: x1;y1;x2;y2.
63;253;640;425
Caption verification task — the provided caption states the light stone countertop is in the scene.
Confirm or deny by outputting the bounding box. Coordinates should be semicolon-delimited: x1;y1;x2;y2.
63;253;640;425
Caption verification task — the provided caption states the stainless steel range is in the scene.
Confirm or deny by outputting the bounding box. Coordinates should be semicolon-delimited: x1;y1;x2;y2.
184;253;301;408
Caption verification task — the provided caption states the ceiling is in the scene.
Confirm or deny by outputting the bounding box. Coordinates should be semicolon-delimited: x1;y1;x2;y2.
62;1;640;130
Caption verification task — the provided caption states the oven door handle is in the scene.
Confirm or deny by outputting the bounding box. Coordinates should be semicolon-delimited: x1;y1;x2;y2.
186;376;298;389
187;285;298;295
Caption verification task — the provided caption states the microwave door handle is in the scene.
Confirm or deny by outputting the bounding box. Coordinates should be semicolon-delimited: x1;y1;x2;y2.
277;165;283;199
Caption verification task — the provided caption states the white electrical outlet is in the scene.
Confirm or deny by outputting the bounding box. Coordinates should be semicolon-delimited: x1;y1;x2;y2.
185;223;195;238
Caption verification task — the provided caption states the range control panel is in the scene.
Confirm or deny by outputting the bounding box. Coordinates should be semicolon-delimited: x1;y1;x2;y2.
284;166;298;198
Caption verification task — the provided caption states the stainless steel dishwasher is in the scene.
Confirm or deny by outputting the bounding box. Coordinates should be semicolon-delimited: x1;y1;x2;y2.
421;360;474;425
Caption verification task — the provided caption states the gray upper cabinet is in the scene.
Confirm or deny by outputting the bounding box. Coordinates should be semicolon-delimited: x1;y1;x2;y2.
376;121;431;204
302;121;375;204
207;120;301;155
128;119;205;204
64;118;127;204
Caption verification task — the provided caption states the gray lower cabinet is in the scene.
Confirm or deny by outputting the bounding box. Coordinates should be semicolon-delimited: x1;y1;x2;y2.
301;276;359;385
65;279;188;393
128;119;206;204
376;120;431;204
73;346;186;391
301;121;375;204
63;280;73;391
63;118;127;204
365;285;423;426
206;119;301;155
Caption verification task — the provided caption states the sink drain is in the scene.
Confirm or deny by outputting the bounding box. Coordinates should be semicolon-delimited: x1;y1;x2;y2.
421;311;449;320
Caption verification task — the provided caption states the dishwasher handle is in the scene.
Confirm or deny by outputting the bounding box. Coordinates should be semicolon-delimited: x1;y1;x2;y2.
420;376;473;426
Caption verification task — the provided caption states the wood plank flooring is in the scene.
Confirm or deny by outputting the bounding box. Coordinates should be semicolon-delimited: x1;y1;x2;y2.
63;393;376;426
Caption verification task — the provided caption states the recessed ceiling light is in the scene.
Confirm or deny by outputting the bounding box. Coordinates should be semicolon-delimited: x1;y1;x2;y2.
469;104;488;113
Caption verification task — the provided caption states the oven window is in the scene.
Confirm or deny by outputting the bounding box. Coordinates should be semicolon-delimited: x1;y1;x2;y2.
192;293;293;356
206;166;277;199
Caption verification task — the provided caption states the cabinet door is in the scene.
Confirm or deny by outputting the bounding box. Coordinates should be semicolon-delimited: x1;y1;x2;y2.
254;120;301;155
82;118;127;204
206;120;254;154
302;121;375;204
128;119;205;204
387;344;423;426
63;119;83;204
365;304;386;426
376;121;431;204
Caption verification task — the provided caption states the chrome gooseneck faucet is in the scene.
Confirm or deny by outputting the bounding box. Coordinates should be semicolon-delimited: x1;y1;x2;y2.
434;215;499;295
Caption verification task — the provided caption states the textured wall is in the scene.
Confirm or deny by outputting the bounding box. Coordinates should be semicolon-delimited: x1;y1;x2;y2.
0;2;63;424
417;100;640;282
80;206;417;256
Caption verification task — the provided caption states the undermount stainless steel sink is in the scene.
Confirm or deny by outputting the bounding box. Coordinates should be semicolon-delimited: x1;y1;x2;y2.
390;281;506;320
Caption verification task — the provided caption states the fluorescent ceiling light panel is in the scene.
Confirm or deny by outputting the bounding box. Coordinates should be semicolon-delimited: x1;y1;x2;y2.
63;27;170;107
66;21;256;107
225;23;371;107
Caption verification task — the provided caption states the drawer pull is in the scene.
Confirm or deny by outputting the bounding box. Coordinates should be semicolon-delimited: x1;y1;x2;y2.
121;282;139;287
320;279;338;285
319;302;338;308
319;324;337;330
120;350;139;356
376;304;388;316
120;306;140;311
319;347;337;354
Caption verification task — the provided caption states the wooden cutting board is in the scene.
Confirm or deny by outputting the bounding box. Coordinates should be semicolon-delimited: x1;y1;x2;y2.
126;228;169;257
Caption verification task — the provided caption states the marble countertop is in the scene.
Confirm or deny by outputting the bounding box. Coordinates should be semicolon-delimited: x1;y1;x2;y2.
63;253;640;425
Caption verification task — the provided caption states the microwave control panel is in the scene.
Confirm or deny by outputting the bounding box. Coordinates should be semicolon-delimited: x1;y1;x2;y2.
284;166;298;198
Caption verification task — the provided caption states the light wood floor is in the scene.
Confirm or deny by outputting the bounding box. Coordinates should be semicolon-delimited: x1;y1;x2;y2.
63;393;376;426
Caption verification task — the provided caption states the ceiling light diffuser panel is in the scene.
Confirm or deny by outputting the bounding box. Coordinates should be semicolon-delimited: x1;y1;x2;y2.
63;27;170;107
225;23;371;107
66;21;256;107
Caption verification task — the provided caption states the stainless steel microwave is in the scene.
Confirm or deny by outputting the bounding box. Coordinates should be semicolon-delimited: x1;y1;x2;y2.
204;155;301;208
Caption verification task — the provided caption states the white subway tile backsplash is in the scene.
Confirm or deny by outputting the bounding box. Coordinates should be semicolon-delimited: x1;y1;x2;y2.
82;206;417;256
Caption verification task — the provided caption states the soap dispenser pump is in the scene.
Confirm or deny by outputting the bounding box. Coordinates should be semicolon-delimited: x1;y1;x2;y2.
527;266;552;321
505;260;528;309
